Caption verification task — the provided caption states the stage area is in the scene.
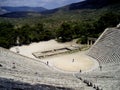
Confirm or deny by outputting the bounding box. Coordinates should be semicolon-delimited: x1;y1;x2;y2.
10;40;99;72
43;51;98;72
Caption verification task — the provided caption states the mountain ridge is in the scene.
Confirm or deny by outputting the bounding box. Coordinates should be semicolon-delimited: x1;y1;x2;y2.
0;0;120;18
0;6;47;15
41;0;120;14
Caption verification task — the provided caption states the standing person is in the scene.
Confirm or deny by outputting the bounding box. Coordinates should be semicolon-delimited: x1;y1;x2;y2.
99;65;102;71
72;59;74;62
12;62;16;69
16;47;19;53
79;69;82;73
16;36;20;53
47;61;49;65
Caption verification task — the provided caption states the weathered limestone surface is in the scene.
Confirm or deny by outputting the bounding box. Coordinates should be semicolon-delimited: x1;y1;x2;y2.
75;27;120;90
0;47;87;90
88;28;120;64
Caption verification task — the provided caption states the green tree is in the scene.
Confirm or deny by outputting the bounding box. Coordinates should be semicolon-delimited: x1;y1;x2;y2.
56;22;73;42
0;22;16;48
94;12;120;34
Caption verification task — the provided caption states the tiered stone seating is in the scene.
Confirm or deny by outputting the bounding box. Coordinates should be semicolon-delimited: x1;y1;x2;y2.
0;77;74;90
0;47;86;89
75;27;120;90
88;28;120;64
1;26;120;90
76;65;120;90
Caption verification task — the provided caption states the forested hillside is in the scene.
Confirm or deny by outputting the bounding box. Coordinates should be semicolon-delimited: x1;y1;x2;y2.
0;0;120;48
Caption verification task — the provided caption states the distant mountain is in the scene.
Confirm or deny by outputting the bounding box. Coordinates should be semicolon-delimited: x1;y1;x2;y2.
0;8;8;15
41;0;120;14
69;0;120;10
1;6;47;13
0;6;47;17
0;11;42;18
0;0;120;18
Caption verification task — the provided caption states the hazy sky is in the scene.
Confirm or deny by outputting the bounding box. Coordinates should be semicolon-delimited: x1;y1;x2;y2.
0;0;84;9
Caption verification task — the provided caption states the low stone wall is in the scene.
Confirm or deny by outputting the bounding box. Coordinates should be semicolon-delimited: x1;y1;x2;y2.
32;46;81;58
